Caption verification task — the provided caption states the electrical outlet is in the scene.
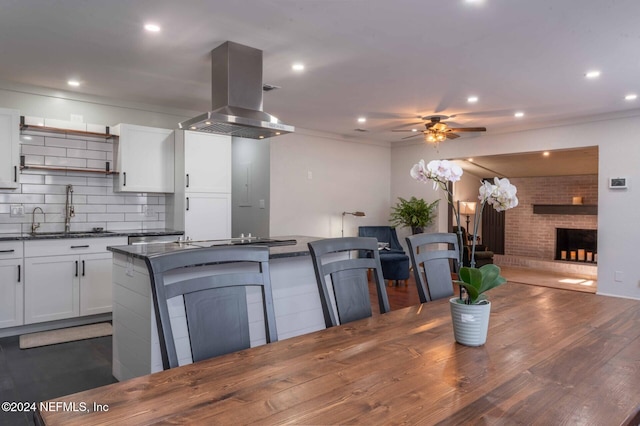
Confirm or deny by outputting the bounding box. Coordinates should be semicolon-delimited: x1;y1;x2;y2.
259;199;265;209
10;204;25;217
307;170;313;180
145;207;155;217
614;271;624;282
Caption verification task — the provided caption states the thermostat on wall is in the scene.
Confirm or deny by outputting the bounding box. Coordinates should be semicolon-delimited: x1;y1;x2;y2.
609;177;627;189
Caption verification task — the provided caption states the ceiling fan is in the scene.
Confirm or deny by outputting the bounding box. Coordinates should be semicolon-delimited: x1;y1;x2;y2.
393;115;486;142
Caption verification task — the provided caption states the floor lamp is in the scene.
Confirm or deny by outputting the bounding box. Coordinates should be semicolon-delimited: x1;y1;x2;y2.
341;211;365;237
459;201;477;241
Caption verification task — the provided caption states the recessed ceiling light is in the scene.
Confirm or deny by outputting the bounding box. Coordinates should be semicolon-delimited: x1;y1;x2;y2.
144;23;161;32
190;126;196;130
411;129;418;132
22;136;32;140
357;117;366;123
292;63;305;72
205;121;211;125
67;80;80;87
543;151;550;157
467;96;479;103
514;112;524;118
585;70;601;79
275;132;281;135
259;135;265;139
625;94;637;101
467;158;474;162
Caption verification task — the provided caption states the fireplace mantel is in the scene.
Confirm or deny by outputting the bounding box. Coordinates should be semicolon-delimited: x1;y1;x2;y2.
533;204;597;215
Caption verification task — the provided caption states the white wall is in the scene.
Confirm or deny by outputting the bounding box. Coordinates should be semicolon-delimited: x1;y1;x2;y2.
270;129;391;238
391;114;640;299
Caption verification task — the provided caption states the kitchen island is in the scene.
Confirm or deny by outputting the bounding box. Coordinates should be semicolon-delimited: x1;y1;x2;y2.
108;236;331;381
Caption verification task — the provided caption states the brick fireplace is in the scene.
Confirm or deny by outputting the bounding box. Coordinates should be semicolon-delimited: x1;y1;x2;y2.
503;174;598;262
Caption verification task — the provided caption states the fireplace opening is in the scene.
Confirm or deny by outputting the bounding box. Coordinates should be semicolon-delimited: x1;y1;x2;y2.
555;228;597;263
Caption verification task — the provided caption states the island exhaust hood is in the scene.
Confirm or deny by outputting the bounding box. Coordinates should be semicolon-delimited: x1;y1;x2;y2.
179;41;294;139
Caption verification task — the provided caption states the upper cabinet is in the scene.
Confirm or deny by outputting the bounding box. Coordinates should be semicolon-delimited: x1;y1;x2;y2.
0;108;20;189
175;130;231;193
112;124;175;193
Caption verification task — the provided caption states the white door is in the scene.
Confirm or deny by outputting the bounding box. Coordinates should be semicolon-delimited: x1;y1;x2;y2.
79;253;114;316
184;193;231;241
0;259;23;328
184;131;231;193
24;255;79;324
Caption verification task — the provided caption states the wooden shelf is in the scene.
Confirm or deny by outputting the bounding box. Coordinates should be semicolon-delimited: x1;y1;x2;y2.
19;117;112;140
20;157;116;175
533;204;597;215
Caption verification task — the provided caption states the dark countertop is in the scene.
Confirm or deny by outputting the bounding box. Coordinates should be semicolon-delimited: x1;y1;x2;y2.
107;236;323;260
0;228;183;241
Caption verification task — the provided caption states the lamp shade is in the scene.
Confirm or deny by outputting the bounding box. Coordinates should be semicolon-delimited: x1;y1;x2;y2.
459;202;477;215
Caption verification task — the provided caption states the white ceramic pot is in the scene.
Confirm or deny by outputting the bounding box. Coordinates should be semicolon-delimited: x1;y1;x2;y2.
449;298;491;346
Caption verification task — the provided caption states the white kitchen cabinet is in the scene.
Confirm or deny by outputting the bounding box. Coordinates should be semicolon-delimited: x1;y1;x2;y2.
0;242;24;328
168;130;232;240
24;254;79;323
175;130;231;193
184;193;232;241
24;237;126;324
112;123;174;193
0;108;20;189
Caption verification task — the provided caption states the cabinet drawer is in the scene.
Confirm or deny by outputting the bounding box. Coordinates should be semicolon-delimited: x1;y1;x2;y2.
0;241;23;259
25;237;127;257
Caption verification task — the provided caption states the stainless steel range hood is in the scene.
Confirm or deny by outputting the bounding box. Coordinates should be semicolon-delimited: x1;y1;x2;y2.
179;41;294;139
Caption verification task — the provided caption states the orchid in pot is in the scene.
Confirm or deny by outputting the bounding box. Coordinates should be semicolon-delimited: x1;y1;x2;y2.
410;159;518;346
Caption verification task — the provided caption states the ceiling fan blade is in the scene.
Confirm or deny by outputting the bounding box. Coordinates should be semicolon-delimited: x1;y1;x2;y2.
448;127;487;132
401;133;424;140
446;133;460;139
392;129;422;132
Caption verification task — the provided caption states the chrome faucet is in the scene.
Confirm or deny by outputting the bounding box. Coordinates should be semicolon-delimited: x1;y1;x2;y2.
64;184;75;233
31;206;44;234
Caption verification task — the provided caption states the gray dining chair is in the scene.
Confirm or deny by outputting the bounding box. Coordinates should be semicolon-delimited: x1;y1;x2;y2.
308;237;391;327
406;232;460;303
146;245;277;370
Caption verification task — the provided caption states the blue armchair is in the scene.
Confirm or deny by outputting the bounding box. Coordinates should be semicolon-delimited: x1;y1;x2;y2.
358;226;410;285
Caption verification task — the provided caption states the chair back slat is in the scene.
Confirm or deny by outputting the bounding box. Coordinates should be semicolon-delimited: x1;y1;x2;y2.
308;237;390;327
146;245;277;370
406;233;460;303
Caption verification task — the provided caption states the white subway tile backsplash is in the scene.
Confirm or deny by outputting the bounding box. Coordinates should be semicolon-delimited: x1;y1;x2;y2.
45;156;87;168
87;213;125;222
107;204;142;213
22;155;45;166
22;144;67;157
45;137;87;150
67;148;106;160
21;135;44;145
74;204;107;214
19;174;45;185
44;175;88;186
2;129;168;234
86;141;113;152
86;159;111;169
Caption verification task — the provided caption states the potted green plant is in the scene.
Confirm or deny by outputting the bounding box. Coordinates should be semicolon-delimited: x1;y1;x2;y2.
410;159;518;346
389;196;439;234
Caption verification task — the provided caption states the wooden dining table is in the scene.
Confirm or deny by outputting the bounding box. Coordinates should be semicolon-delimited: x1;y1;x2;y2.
36;283;640;425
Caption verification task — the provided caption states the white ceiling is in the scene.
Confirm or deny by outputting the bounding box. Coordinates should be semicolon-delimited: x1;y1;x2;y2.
1;0;640;145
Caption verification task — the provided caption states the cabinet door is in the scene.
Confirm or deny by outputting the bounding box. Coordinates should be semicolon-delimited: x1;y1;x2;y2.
184;131;231;193
24;255;79;324
79;253;113;316
0;108;19;189
184;193;231;241
0;259;23;328
114;124;174;193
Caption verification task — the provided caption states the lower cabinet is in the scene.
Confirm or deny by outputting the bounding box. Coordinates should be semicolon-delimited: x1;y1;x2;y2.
0;258;23;328
23;237;126;325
